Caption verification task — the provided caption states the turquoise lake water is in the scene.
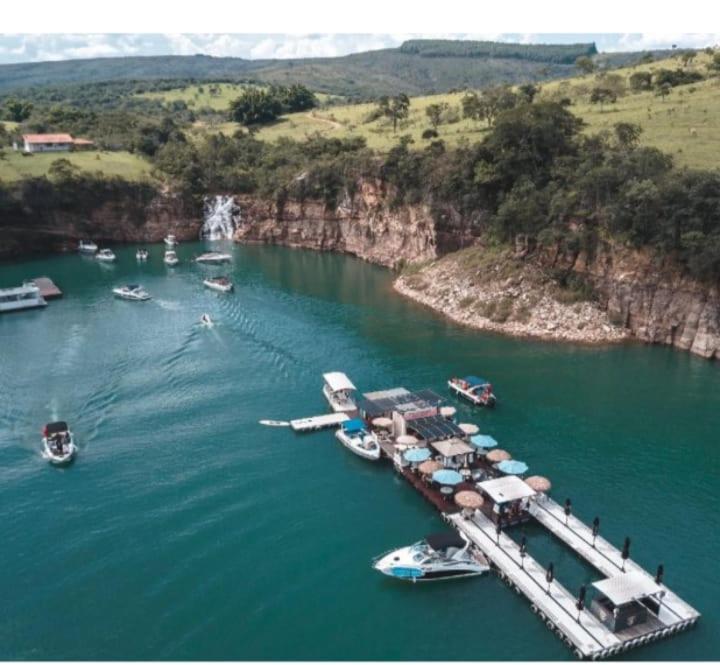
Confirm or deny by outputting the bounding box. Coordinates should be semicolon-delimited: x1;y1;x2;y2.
0;242;718;660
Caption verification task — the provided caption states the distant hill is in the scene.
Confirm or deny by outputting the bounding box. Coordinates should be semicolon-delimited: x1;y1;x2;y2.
0;39;670;100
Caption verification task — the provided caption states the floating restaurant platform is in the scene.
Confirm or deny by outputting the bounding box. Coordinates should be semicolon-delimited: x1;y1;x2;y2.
31;277;62;300
290;412;350;432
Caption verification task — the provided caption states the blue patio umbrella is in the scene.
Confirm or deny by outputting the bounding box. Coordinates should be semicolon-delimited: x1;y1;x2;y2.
496;459;529;475
431;469;464;485
470;434;498;449
404;448;431;463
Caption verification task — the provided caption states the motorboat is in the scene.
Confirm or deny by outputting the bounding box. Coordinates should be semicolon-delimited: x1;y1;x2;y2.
112;284;151;301
164;234;178;247
372;532;489;582
322;372;357;413
136;248;149;261
200;313;213;327
96;248;116;262
195;252;232;264
335;418;381;461
203;276;233;293
0;283;47;313
164;250;179;266
448;375;496;408
78;240;98;254
42;421;77;465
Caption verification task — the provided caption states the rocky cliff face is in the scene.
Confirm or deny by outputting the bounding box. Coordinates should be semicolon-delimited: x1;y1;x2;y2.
0;189;201;259
233;180;469;268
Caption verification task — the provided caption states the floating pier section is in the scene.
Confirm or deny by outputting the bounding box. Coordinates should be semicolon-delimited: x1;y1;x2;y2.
32;277;62;300
290;412;349;432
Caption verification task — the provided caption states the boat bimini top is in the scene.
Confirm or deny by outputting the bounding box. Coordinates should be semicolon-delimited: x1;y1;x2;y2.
323;372;356;394
341;418;365;434
463;375;490;388
44;421;69;435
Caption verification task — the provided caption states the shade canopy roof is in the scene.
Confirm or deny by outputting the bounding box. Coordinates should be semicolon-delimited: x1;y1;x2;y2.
478;475;536;503
45;421;69;434
408;416;466;443
342;418;365;434
426;532;466;551
431;437;474;458
497;459;529;475
431;469;464;485
464;375;490;387
397;434;419;445
372;417;393;428
470;434;498;449
323;372;356;393
418;460;442;475
525;475;552;492
404;447;431;463
455;490;484;509
440;406;457;417
592;572;663;606
358;387;443;418
486;448;512;463
458;422;479;435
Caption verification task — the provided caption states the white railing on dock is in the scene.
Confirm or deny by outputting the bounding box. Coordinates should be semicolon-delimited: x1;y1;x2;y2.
290;412;350;432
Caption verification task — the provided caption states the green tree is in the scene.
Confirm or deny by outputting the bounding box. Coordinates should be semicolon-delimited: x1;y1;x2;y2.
575;55;596;75
425;103;446;129
48;158;81;183
518;83;540;104
589;87;617;111
655;82;671;102
614;122;642;150
709;52;720;73
379;94;410;133
229;89;283;126
3;98;33;122
629;71;652;92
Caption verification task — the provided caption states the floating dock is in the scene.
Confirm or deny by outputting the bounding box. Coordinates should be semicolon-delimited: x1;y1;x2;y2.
290;412;349;432
32;277;62;300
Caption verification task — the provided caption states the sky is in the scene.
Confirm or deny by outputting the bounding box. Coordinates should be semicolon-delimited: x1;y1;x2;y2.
0;33;718;65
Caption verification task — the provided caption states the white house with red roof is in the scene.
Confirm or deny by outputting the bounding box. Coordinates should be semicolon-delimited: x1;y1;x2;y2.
21;133;94;153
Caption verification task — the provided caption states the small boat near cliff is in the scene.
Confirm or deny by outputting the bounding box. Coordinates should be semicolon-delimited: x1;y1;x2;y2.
372;532;489;582
164;234;178;247
42;421;77;465
136;249;149;261
203;276;233;293
335;418;381;461
96;248;116;262
195;252;232;264
113;284;151;301
164;250;179;266
448;375;496;408
78;240;98;254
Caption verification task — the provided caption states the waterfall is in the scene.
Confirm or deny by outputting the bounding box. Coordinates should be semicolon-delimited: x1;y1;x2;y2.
201;195;240;240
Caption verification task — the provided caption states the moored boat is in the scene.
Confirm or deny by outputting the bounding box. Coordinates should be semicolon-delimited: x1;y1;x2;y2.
203;276;233;293
0;283;47;313
112;284;151;301
448;375;496;407
164;250;179;266
96;248;116;262
372;532;489;582
335;418;381;461
195;251;232;264
322;372;357;413
164;234;178;247
42;421;77;465
136;248;149;261
78;240;98;254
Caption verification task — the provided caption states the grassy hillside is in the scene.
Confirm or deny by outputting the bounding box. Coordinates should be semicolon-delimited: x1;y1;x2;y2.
217;51;719;170
0;150;153;182
0;40;656;99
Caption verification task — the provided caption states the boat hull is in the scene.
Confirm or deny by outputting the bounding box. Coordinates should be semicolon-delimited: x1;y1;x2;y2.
448;382;496;408
203;280;233;293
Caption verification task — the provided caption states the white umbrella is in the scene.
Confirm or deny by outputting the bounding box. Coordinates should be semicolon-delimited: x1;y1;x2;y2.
458;423;479;435
440;406;457;418
372;417;393;428
396;434;419;445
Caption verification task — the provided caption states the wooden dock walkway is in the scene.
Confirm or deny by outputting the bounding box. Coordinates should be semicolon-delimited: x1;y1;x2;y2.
529;497;700;626
32;277;62;300
290;412;349;432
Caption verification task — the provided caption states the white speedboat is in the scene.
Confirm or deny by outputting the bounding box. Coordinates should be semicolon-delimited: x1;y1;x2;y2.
0;283;47;313
112;284;151;301
200;313;213;327
42;421;77;465
164;250;179;266
78;240;98;254
96;248;116;262
335;419;381;461
322;372;357;413
164;234;178;247
373;532;490;582
448;375;496;408
136;249;149;261
195;252;232;264
203;276;233;293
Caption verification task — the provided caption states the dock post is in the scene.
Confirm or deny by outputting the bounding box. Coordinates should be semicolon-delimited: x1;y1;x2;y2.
576;585;587;623
519;535;527;569
496;521;502;545
592;516;600;548
545;562;554;594
621;537;631;571
564;498;572;525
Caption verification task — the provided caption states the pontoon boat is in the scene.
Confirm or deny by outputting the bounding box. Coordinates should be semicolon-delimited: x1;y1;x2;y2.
112;284;151;301
335;418;381;461
195;252;232;264
42;421;77;465
203;276;233;293
78;240;98;254
0;283;47;313
373;532;489;582
164;250;179;266
96;248;116;262
448;375;496;407
322;372;357;413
